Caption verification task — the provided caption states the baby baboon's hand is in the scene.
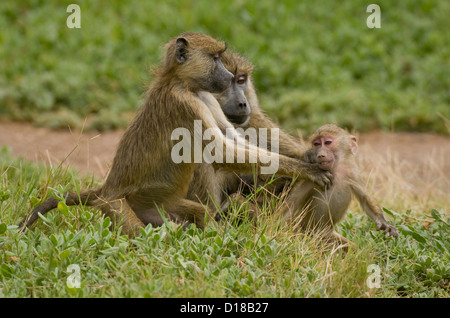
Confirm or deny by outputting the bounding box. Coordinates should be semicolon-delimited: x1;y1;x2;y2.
375;220;399;238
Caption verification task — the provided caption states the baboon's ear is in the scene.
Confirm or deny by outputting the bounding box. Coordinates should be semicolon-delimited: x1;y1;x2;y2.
350;135;358;155
175;37;189;64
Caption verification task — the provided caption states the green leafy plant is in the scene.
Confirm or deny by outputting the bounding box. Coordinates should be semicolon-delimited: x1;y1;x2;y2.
0;147;448;297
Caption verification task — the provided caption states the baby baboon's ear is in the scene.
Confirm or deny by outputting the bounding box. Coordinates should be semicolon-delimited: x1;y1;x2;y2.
175;37;189;64
350;135;358;155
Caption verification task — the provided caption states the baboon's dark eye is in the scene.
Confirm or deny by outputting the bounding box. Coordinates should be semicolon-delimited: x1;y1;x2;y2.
236;75;246;85
212;53;220;60
324;137;334;145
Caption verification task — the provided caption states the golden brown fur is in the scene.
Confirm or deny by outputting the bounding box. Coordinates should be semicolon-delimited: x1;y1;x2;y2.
20;33;332;236
186;51;324;218
280;124;399;248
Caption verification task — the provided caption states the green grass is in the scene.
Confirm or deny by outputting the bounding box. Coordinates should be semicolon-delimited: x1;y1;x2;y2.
0;146;448;297
0;0;449;133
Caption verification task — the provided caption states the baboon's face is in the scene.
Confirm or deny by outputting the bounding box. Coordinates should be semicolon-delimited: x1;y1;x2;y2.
309;125;359;171
311;135;337;171
214;70;251;126
206;52;235;93
174;35;234;93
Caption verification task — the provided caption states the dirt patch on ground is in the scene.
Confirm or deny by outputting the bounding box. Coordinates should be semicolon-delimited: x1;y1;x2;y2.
0;122;123;178
0;121;449;182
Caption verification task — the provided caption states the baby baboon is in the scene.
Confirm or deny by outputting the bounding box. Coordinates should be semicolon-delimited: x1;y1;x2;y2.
19;33;332;236
280;124;398;247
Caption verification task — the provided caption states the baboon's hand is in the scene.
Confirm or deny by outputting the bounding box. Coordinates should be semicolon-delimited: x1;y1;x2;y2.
301;152;334;188
375;220;399;238
303;149;315;164
305;163;334;188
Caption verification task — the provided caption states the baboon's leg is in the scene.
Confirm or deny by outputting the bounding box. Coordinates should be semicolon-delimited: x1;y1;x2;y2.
167;199;212;228
98;198;145;237
322;230;354;253
187;163;225;212
134;199;212;229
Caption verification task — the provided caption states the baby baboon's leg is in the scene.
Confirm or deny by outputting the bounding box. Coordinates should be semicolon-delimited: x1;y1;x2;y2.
322;230;355;253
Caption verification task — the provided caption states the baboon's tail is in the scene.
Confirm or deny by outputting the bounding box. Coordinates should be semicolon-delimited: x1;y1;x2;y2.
18;189;99;230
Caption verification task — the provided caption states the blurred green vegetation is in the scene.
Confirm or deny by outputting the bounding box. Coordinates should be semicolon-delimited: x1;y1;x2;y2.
0;0;449;134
